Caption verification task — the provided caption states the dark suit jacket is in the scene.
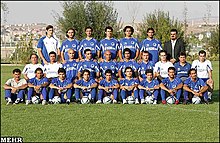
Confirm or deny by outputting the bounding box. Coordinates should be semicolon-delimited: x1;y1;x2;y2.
163;38;185;61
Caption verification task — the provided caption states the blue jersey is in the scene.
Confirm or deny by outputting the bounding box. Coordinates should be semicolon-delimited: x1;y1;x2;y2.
79;38;99;59
99;38;119;60
60;39;80;60
140;38;162;65
75;78;96;93
138;61;155;79
119;78;139;86
140;79;159;88
99;60;118;78
100;79;118;93
161;77;182;89
37;36;60;64
29;77;49;86
62;60;78;81
51;77;72;88
77;60;100;79
119;37;140;59
118;60;139;78
174;62;191;78
184;77;206;92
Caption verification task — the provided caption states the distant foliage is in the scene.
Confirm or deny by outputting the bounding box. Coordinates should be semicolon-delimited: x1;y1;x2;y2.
207;25;219;58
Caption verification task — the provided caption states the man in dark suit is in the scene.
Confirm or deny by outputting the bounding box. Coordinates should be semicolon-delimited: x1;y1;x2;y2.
163;29;185;64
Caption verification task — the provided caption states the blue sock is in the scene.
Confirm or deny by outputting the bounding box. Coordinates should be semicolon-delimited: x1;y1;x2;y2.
113;89;118;100
139;89;145;99
75;88;80;100
41;87;47;100
160;89;166;101
176;89;182;100
134;89;139;99
153;90;159;100
98;89;104;100
48;88;55;100
27;88;34;100
121;90;126;99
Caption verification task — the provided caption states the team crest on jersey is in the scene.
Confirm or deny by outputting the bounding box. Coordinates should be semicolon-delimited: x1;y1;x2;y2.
72;44;76;47
104;66;107;69
83;65;87;68
146;44;149;47
153;43;156;46
111;42;115;46
73;63;77;66
172;85;176;88
84;43;87;46
131;41;134;44
124;42;127;45
90;42;94;46
178;68;180;71
91;64;94;68
111;65;114;69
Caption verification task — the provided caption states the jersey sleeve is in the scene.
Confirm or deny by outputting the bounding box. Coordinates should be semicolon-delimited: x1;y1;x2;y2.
43;77;49;83
184;78;190;85
95;40;100;51
207;60;213;71
28;78;35;84
22;65;28;74
140;40;145;52
191;60;197;69
51;78;57;85
161;78;167;84
199;78;206;86
37;38;43;49
153;62;159;73
94;62;100;72
119;79;124;85
75;80;81;85
140;80;145;86
99;79;105;86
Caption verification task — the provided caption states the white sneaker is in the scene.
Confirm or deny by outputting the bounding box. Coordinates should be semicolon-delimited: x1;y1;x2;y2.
26;100;31;105
6;98;12;105
123;99;127;104
153;100;157;104
42;100;47;105
141;99;145;104
135;99;139;104
66;99;70;105
96;100;102;104
113;99;117;104
14;98;20;104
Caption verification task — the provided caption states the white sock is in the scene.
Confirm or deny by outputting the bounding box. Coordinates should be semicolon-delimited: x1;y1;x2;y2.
208;92;212;99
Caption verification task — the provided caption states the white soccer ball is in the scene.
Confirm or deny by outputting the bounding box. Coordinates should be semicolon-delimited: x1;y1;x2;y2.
32;96;40;104
145;96;154;104
192;96;201;104
81;96;90;104
52;96;61;104
127;96;135;104
166;96;175;104
103;96;112;104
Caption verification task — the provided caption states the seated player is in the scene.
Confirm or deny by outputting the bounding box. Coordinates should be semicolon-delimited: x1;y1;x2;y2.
49;68;73;104
138;51;155;82
74;69;98;104
44;51;63;81
26;68;49;105
191;50;214;101
77;49;100;81
118;48;139;79
183;68;209;104
120;67;139;104
3;69;27;105
138;69;159;104
96;69;119;104
99;50;118;80
22;53;44;81
160;67;183;105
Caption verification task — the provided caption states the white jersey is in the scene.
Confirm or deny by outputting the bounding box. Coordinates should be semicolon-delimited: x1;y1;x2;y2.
22;64;45;79
5;78;27;87
44;62;63;78
191;60;212;78
154;61;174;78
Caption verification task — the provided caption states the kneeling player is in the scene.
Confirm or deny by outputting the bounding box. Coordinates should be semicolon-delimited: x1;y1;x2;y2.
138;69;159;104
160;67;183;105
183;68;209;104
74;69;98;103
120;67;139;104
27;68;49;105
97;69;119;104
49;68;73;104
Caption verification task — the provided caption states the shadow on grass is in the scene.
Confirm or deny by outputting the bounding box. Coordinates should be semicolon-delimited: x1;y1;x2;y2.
212;90;219;103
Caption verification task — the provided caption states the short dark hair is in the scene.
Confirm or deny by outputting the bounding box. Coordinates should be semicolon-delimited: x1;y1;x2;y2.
30;53;38;59
58;68;66;74
66;28;75;38
170;29;178;34
84;49;92;54
123;26;134;35
125;67;133;73
35;67;43;73
13;68;21;74
198;50;206;56
145;69;153;75
179;52;186;57
85;26;93;32
159;50;167;55
105;69;112;75
188;68;196;76
82;69;90;76
168;67;176;72
142;51;149;54
123;48;131;55
46;25;53;31
49;51;56;56
105;26;113;32
147;28;155;33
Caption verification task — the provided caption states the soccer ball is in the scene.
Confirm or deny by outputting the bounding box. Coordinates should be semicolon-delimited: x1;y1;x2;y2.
103;96;112;104
145;96;154;104
127;96;135;104
192;96;201;104
52;96;61;104
32;96;40;104
81;96;90;104
166;96;175;104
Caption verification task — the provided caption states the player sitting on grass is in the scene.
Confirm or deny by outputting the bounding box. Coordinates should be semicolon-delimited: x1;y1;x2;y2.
74;69;98;104
26;68;49;105
120;67;139;104
48;68;73;105
138;69;159;104
183;68;209;105
160;67;183;105
3;69;27;105
96;69;119;104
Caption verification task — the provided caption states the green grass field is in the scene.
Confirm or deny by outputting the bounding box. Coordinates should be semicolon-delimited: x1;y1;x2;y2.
1;61;219;142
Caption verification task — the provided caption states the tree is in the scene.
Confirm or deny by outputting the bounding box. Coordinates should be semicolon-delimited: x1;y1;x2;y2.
54;1;122;41
138;9;184;47
207;25;219;56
